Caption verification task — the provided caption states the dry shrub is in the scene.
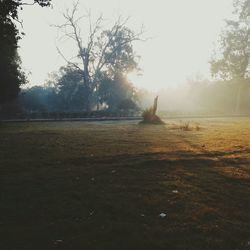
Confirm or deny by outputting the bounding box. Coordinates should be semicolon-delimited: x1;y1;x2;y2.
142;108;154;121
195;123;201;131
178;121;201;131
141;108;164;124
179;122;191;131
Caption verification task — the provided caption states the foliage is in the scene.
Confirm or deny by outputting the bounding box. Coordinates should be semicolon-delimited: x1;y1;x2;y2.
141;108;164;124
118;99;138;110
142;108;154;121
141;98;164;124
55;66;87;112
0;21;26;104
98;72;137;110
210;0;250;113
56;3;143;111
234;0;250;19
210;0;250;80
0;0;51;21
19;86;58;112
0;0;51;106
99;27;140;76
18;65;139;114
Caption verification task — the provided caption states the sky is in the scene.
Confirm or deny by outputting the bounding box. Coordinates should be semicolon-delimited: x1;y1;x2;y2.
19;0;234;90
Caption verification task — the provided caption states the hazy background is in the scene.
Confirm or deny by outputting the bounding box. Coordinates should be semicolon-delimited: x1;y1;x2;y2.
19;0;234;90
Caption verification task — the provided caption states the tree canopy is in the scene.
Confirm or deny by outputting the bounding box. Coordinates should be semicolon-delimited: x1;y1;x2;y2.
55;2;143;111
210;0;250;80
210;0;250;112
0;0;51;105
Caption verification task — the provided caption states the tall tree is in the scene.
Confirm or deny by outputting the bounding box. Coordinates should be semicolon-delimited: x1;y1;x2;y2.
0;0;51;106
98;72;137;110
210;0;250;112
55;2;143;111
55;66;87;111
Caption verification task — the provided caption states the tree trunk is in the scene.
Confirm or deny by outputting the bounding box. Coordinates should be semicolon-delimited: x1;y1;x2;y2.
235;82;243;114
152;96;158;115
83;52;92;112
85;85;91;112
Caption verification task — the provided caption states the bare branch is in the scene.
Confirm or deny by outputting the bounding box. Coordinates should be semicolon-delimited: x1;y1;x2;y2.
13;17;24;28
95;20;121;73
21;2;36;6
95;18;145;73
56;46;82;71
87;14;103;52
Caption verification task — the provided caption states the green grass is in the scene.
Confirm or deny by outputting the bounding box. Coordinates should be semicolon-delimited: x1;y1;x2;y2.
0;118;250;250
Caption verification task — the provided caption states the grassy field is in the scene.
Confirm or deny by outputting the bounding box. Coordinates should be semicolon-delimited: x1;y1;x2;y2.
0;118;250;250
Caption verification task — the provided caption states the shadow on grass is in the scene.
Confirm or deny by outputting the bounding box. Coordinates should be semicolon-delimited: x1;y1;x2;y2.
1;150;250;250
0;121;250;250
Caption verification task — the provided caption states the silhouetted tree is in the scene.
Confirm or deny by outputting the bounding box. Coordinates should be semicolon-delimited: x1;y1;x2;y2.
55;2;143;111
55;66;88;111
19;86;57;112
0;0;51;107
98;72;137;111
210;0;250;112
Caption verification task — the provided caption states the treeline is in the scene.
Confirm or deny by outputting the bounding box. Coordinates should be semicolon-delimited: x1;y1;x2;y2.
155;78;250;115
0;1;144;118
17;66;140;114
2;74;250;119
1;0;250;119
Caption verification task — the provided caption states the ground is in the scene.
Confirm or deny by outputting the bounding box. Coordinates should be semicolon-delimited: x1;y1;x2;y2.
0;117;250;250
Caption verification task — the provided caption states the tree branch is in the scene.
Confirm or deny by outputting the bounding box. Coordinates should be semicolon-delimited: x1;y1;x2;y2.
56;46;82;71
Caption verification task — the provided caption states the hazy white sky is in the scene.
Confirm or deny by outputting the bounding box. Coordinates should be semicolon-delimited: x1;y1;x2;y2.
19;0;234;90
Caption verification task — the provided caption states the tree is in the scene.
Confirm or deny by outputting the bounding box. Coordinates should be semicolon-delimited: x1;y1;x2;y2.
55;2;143;111
210;0;250;112
0;0;51;106
0;19;25;105
55;66;87;111
19;86;57;112
98;72;137;111
234;0;250;19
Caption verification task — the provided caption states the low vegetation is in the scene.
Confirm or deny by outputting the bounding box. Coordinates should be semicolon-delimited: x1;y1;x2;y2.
170;121;201;131
140;96;165;125
141;108;164;124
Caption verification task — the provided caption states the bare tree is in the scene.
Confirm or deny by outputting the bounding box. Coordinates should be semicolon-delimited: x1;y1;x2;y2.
54;1;144;111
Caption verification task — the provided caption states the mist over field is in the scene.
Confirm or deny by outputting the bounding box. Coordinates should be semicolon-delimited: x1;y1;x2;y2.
1;0;250;117
134;79;250;115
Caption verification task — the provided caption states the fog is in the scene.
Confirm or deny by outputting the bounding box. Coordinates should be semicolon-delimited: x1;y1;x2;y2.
2;0;248;117
19;0;234;90
139;79;250;115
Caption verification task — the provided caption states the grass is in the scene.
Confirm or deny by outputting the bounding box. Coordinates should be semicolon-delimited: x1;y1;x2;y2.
0;118;250;250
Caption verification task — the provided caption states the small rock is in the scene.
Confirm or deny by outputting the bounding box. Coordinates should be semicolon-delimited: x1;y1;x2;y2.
53;240;63;245
159;213;167;218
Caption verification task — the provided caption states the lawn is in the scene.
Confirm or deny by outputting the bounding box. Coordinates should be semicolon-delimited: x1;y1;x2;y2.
0;118;250;250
